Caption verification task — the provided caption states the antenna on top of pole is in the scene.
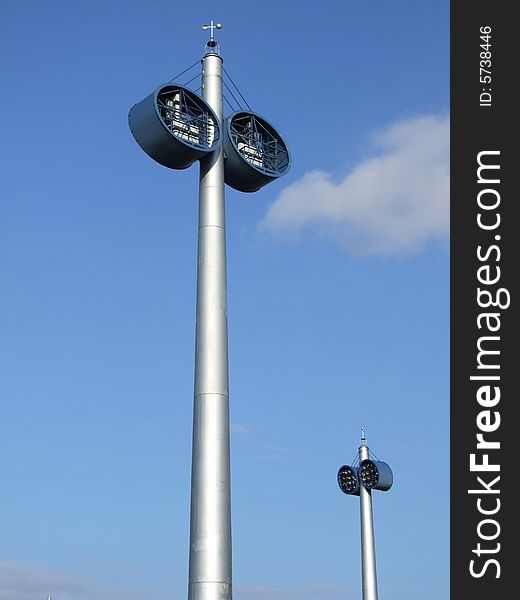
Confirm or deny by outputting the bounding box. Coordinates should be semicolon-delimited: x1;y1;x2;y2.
202;20;222;41
360;427;367;446
202;20;222;55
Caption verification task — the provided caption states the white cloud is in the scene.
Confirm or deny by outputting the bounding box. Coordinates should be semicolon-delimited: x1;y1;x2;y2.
0;562;177;600
235;584;353;600
231;422;249;433
0;563;352;600
0;562;84;600
0;563;353;600
261;113;449;255
256;443;288;461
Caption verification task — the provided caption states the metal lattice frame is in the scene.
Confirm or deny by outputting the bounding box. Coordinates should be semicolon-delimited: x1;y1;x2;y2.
157;88;218;149
230;114;289;175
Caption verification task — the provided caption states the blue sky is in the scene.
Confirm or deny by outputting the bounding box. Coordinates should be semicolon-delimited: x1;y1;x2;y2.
1;2;449;599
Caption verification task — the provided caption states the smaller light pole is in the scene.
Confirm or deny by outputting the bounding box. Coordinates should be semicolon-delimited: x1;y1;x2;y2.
337;428;393;600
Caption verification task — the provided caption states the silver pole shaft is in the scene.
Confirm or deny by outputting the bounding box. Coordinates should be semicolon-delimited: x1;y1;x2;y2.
359;442;378;600
188;50;232;600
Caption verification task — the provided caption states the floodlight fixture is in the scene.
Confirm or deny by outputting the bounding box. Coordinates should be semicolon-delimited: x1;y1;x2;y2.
359;459;393;492
224;111;291;192
337;464;360;496
128;84;220;170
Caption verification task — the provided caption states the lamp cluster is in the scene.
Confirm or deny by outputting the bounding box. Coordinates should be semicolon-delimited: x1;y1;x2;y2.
337;459;393;496
128;77;290;192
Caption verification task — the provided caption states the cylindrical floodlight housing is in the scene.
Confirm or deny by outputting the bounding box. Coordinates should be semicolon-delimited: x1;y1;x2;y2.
129;84;220;169
223;111;290;192
359;460;393;492
337;465;360;496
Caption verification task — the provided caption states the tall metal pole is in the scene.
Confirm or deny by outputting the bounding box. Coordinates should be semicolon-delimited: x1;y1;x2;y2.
359;429;378;600
188;31;232;600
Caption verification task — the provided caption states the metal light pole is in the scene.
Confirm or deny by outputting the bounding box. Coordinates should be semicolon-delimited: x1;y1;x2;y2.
188;22;232;600
128;22;290;600
359;430;378;600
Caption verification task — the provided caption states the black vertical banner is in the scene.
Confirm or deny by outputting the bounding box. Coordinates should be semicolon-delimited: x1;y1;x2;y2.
451;2;516;599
